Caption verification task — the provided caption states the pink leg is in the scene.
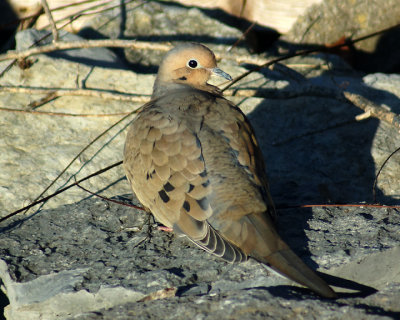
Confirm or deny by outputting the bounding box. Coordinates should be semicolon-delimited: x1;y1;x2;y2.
158;226;173;232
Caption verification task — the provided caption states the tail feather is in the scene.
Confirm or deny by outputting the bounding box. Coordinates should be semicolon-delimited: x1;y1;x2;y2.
192;224;248;263
246;213;337;298
262;248;337;298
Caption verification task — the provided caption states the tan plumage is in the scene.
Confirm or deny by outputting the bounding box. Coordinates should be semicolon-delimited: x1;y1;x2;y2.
123;42;336;298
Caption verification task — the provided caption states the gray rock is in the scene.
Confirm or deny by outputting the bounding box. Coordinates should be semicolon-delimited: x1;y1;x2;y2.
78;1;245;70
1;196;399;319
285;0;400;73
16;29;126;69
1;1;400;319
0;28;152;216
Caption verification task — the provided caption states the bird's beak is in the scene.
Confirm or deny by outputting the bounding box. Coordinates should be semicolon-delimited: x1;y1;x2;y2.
211;67;232;81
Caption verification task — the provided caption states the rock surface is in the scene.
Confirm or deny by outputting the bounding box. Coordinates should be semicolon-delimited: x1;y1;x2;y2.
1;0;400;319
285;0;400;73
1;197;400;319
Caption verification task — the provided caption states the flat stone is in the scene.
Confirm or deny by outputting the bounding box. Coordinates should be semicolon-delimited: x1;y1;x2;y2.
1;1;400;319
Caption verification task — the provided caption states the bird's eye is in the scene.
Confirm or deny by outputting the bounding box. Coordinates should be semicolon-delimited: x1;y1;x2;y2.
187;59;198;68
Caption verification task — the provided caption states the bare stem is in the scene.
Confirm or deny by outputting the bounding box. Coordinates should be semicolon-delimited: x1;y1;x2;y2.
41;0;59;41
343;91;400;131
0;85;150;103
0;40;171;62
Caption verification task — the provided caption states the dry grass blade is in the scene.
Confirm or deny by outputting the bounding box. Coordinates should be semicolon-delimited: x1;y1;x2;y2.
373;146;400;203
0;107;132;117
227;21;256;52
41;0;59;41
0;85;150;103
0;161;123;223
222;23;400;92
19;107;141;218
76;182;144;210
41;0;135;28
0;39;171;62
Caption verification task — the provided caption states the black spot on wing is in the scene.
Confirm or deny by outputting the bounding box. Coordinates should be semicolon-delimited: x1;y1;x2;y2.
163;182;175;192
188;184;194;192
183;201;190;212
159;190;170;203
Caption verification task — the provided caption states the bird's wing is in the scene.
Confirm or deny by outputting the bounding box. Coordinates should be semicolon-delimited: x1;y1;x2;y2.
123;97;248;263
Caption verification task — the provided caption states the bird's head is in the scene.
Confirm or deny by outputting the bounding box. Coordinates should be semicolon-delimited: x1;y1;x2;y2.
153;43;231;96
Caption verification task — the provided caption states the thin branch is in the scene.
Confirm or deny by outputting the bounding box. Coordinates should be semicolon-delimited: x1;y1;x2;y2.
373;145;400;203
21;106;143;217
0;39;172;62
18;4;44;31
0;85;150;103
0;107;132;117
343;91;400;130
0;161;123;224
222;23;400;92
38;0;137;30
12;0;98;24
47;0;143;32
227;21;256;52
41;0;59;41
76;182;145;210
271;118;356;146
0;4;80;78
0;61;17;78
49;0;114;16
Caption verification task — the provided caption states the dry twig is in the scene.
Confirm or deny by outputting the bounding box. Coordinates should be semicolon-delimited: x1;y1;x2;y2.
0;107;132;117
343;91;400;131
0;40;171;62
38;0;139;31
373;145;400;203
18;106;143;217
0;161;123;223
0;85;150;103
41;0;59;41
76;182;144;210
223;23;400;92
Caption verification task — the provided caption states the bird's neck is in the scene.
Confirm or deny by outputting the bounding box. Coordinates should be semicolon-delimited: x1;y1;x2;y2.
152;79;222;99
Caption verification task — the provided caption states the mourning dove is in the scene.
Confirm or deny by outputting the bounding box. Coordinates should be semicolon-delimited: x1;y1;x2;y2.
123;43;336;298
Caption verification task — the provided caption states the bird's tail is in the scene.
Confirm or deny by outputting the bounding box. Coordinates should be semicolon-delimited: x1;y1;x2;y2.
261;246;337;298
246;214;337;298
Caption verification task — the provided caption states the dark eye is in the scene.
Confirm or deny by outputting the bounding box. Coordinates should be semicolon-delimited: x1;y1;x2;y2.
188;59;198;68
